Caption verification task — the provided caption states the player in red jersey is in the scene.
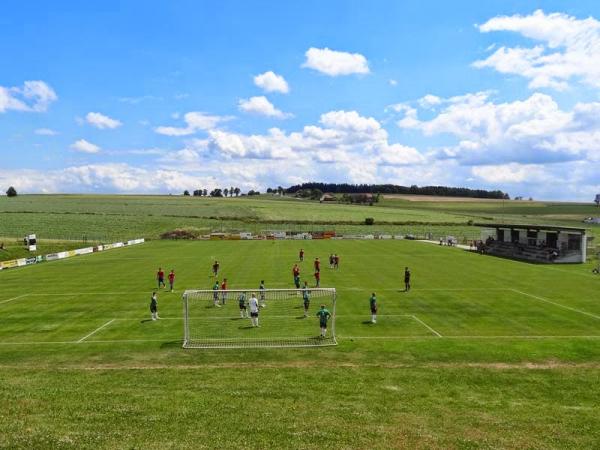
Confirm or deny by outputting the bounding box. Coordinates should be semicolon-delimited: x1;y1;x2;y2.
157;267;166;289
221;278;228;304
314;270;321;287
168;269;175;292
212;260;220;277
299;249;305;262
314;257;320;273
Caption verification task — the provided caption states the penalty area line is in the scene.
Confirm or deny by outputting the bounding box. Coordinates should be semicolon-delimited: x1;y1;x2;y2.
511;289;600;321
77;319;116;343
0;294;29;305
410;315;443;337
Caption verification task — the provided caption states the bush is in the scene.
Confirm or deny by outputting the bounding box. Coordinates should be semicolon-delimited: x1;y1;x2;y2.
6;186;17;197
160;228;203;240
365;217;374;225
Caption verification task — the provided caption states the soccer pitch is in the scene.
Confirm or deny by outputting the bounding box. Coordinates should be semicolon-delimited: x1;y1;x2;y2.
1;239;599;448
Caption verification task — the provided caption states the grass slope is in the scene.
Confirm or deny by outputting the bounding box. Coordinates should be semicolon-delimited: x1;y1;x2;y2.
1;240;599;448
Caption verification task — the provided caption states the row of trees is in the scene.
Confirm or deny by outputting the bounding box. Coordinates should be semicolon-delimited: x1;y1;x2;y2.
285;182;509;199
5;187;17;197
184;187;243;197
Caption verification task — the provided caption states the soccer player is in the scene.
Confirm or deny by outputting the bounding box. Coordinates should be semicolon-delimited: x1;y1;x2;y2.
316;304;331;337
334;254;339;269
168;270;175;292
212;280;221;307
259;280;266;306
238;291;247;318
302;282;311;317
150;291;159;320
212;260;220;277
221;278;228;305
248;293;260;327
294;273;301;289
404;267;411;292
157;267;166;289
329;254;334;269
314;270;320;287
369;292;377;324
314;257;320;272
299;248;304;261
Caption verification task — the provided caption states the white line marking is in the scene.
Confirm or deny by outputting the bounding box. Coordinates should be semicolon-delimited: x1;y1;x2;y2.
1;335;600;346
0;294;29;305
511;289;600;321
410;315;443;337
77;319;116;343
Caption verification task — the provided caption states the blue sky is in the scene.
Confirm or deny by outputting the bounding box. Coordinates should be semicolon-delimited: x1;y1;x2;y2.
1;1;600;200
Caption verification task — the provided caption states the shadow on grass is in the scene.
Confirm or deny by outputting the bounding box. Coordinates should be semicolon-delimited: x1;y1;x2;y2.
362;320;374;325
160;340;184;349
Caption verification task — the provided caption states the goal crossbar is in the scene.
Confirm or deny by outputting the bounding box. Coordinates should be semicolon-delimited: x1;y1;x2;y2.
182;288;337;349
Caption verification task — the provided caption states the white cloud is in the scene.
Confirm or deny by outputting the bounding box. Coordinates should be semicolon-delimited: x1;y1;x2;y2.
474;10;600;89
471;163;548;183
0;81;57;113
394;91;600;165
302;47;370;76
86;112;122;129
71;139;100;154
154;112;233;136
238;96;292;119
35;128;58;136
418;94;442;109
254;71;289;94
389;79;398;86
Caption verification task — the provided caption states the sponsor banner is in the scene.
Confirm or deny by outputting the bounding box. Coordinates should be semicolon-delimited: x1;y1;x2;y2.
240;232;253;240
127;238;145;245
45;253;60;261
27;257;38;265
67;250;77;257
0;259;19;269
75;247;94;256
94;245;104;252
16;258;28;267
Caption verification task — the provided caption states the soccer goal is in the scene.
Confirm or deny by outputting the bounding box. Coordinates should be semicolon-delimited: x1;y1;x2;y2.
182;288;337;348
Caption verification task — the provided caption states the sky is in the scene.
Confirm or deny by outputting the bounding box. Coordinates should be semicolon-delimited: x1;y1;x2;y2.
1;0;600;201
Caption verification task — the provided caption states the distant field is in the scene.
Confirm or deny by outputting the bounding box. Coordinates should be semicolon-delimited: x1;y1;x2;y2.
383;194;507;202
0;194;598;244
1;239;599;448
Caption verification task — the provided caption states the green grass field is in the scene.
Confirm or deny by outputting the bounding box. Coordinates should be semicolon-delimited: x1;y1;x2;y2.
1;239;599;448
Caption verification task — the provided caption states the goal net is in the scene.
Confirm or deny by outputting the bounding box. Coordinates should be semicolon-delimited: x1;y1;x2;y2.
182;288;337;348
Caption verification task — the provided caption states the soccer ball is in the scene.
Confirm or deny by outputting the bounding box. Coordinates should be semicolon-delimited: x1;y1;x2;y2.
261;303;267;308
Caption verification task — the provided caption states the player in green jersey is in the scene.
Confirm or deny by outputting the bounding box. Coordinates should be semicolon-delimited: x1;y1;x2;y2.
212;280;221;307
316;304;331;337
238;291;247;318
302;282;311;317
369;292;377;323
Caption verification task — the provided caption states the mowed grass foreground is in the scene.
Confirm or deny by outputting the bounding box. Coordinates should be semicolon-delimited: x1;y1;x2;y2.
1;240;599;449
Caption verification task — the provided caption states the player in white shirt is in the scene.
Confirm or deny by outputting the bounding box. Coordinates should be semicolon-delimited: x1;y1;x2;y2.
248;293;260;327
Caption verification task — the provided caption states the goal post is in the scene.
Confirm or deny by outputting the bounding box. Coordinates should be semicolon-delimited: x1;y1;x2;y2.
182;288;337;348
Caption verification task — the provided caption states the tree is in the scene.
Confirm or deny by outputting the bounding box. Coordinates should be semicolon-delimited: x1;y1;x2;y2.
224;188;229;197
234;187;240;197
277;186;284;196
230;186;234;197
6;186;17;197
595;194;600;207
183;190;190;196
210;188;223;197
266;188;273;194
203;189;208;196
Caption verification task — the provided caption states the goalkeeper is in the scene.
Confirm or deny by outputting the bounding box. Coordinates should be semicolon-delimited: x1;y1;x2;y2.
316;304;331;337
238;291;247;318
